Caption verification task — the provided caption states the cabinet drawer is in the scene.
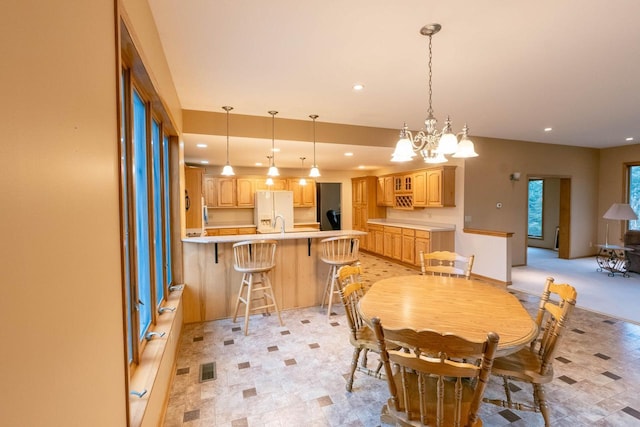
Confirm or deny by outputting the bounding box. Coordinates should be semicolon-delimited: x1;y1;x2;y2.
368;224;383;232
415;230;431;239
383;226;402;235
402;228;415;237
237;227;256;235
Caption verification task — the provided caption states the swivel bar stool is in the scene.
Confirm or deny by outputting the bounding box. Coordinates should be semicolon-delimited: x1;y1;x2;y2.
320;236;360;316
232;240;283;335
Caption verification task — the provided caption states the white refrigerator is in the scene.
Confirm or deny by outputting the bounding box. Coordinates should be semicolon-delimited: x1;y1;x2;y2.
254;190;294;233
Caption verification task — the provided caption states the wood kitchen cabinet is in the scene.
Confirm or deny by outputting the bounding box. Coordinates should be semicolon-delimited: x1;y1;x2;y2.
412;170;427;207
203;175;216;207
236;178;256;207
401;228;416;264
351;176;386;251
216;177;236;207
256;178;287;191
185;166;204;229
376;176;394;207
368;224;384;255
414;230;431;266
383;226;402;260
426;166;456;207
288;179;316;207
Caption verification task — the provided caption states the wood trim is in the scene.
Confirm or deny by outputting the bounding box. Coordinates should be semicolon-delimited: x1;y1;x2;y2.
463;228;514;238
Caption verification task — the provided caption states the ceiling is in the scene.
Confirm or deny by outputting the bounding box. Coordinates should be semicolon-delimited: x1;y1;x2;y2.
148;0;640;171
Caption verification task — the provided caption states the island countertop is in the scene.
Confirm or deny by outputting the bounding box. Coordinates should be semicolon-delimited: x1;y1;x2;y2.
183;229;366;244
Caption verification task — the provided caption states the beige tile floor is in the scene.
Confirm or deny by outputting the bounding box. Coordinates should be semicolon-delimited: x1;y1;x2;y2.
163;252;640;426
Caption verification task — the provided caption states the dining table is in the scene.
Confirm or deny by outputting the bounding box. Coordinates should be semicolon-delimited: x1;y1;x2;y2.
358;275;539;356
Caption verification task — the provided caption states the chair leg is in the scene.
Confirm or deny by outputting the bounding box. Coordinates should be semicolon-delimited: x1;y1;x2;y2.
243;273;253;336
534;384;551;426
321;265;332;309
232;273;247;323
347;347;362;392
324;265;338;316
361;348;369;368
264;273;283;326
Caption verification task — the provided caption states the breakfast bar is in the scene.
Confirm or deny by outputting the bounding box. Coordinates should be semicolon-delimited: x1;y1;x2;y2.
182;230;366;323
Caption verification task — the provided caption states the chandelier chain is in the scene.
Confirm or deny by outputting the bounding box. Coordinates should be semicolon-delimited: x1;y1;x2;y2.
428;34;433;117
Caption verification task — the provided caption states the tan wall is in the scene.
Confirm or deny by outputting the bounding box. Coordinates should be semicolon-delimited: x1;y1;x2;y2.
1;1;184;426
599;144;640;245
1;1;125;426
464;136;600;265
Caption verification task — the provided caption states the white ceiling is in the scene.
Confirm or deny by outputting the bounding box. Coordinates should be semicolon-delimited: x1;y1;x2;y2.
148;0;640;171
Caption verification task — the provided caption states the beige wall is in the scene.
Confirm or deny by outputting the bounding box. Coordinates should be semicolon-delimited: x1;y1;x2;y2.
1;1;125;426
1;1;183;426
599;144;640;245
464;136;601;265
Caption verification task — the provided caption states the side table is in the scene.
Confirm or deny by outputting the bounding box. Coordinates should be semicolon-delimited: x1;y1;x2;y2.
595;244;633;277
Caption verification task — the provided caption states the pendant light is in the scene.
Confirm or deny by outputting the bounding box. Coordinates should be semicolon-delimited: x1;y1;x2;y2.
309;114;321;177
220;106;235;176
267;111;279;177
299;157;307;185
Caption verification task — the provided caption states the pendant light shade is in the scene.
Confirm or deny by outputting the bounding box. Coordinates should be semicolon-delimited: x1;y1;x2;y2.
220;106;235;176
267;111;279;177
309;114;321;177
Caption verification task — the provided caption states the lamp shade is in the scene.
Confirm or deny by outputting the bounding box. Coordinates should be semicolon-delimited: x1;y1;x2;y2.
603;203;638;220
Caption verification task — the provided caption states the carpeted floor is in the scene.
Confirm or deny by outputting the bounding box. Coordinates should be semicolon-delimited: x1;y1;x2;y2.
511;247;640;324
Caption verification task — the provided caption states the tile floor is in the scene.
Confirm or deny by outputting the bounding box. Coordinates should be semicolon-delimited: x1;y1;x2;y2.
163;252;640;426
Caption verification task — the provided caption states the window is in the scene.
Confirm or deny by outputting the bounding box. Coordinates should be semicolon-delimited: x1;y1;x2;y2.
120;68;175;366
528;179;544;238
627;164;640;231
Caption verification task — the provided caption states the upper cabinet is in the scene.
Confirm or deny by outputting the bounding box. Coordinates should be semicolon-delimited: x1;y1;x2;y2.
288;179;316;207
203;175;316;208
377;165;456;209
376;176;394;207
185;166;204;228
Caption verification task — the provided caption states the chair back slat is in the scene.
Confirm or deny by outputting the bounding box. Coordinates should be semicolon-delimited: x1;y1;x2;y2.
233;240;277;273
321;236;359;265
373;317;499;427
532;277;577;374
419;250;475;279
337;265;365;338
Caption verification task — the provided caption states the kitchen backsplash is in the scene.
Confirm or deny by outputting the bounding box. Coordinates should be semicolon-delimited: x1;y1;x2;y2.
205;206;316;227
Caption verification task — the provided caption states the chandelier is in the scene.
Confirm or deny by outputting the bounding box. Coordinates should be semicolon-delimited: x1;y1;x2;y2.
391;23;478;163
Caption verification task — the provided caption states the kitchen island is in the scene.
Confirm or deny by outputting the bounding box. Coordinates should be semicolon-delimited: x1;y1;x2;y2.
182;230;366;323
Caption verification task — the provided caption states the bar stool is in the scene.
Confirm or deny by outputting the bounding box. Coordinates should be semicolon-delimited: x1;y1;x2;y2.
320;236;360;316
232;240;283;335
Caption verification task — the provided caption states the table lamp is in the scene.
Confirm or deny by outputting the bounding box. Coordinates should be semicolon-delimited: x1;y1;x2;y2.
603;203;638;246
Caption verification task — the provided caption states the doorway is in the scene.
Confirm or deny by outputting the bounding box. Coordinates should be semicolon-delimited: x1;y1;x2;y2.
317;183;341;231
526;177;571;263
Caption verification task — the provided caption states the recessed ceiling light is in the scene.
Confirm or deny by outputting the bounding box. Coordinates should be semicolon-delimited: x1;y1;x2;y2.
626;137;634;141
196;143;207;148
544;127;552;132
255;162;263;166
358;165;365;169
200;160;209;164
271;147;280;153
344;152;354;157
353;83;364;91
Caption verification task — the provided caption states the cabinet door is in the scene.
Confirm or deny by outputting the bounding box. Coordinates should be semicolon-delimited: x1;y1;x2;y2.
392;234;402;260
374;229;384;254
384;176;394;206
185;167;204;229
415;237;430;266
402;229;416;264
236;178;255;207
203;176;216;207
216;178;236;207
426;169;443;207
413;171;427;207
302;180;316;206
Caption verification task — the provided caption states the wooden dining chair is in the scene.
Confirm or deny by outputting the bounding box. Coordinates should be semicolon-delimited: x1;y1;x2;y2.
483;277;577;426
419;250;475;279
372;316;499;427
337;265;385;392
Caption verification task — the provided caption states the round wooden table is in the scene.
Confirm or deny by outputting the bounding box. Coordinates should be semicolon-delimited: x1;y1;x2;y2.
358;275;539;356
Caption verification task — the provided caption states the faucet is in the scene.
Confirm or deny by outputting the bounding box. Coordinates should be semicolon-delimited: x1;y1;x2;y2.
274;214;285;234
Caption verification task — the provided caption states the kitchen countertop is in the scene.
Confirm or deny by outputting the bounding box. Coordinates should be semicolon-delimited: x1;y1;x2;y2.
204;224;256;229
367;218;455;232
183;229;366;244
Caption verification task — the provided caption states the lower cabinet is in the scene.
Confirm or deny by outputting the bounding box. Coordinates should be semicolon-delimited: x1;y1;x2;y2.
366;224;454;267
